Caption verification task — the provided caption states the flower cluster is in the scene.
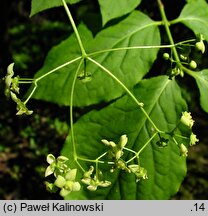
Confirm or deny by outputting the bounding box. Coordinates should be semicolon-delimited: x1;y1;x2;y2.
178;111;199;157
128;165;148;182
45;154;81;197
101;134;129;172
102;135;148;182
164;34;206;79
4;63;33;115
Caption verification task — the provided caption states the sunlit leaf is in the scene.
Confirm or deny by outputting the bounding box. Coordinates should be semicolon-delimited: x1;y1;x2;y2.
177;0;208;39
32;12;160;107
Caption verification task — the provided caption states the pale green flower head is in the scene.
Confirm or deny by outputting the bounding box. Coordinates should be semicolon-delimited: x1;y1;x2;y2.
190;133;199;146
180;111;194;128
45;154;70;177
180;144;188;157
128;165;148;182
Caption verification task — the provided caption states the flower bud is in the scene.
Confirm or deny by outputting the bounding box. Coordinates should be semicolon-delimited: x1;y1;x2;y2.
195;41;205;54
180;54;188;61
180;144;188;157
163;53;170;60
180;111;194;128
190;133;199;146
189;60;197;69
119;134;128;148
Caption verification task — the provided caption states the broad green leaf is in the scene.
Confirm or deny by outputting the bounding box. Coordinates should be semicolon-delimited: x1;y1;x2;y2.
32;12;160;107
30;0;82;17
176;0;208;39
98;0;141;25
62;76;189;200
30;24;93;106
193;70;208;112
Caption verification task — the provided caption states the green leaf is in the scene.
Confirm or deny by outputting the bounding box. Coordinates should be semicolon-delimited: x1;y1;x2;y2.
32;12;160;107
61;76;189;199
177;0;208;39
30;0;82;17
98;0;141;25
30;24;93;106
193;70;208;112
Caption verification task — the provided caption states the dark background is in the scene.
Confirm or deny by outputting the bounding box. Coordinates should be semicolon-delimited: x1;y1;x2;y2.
0;0;208;199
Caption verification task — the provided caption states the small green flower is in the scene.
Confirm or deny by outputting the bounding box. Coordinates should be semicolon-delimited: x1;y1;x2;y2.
180;54;188;61
180;144;188;157
128;165;148;182
54;169;81;197
10;92;33;115
195;41;205;54
189;60;197;69
163;53;170;60
4;63;15;98
101;134;128;160
45;154;69;177
115;159;130;172
180;111;194;128
10;76;20;94
170;67;183;78
190;133;199;146
195;34;205;54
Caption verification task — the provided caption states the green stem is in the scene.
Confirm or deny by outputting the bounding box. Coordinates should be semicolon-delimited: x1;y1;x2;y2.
24;82;37;105
172;137;179;146
123;147;137;154
87;57;161;132
70;59;84;159
62;0;87;57
88;44;176;57
126;132;158;164
157;0;180;64
77;156;114;165
174;134;189;140
97;152;108;160
36;57;81;82
19;81;33;84
87;57;143;107
137;132;158;154
76;160;85;172
88;39;196;57
78;156;98;163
